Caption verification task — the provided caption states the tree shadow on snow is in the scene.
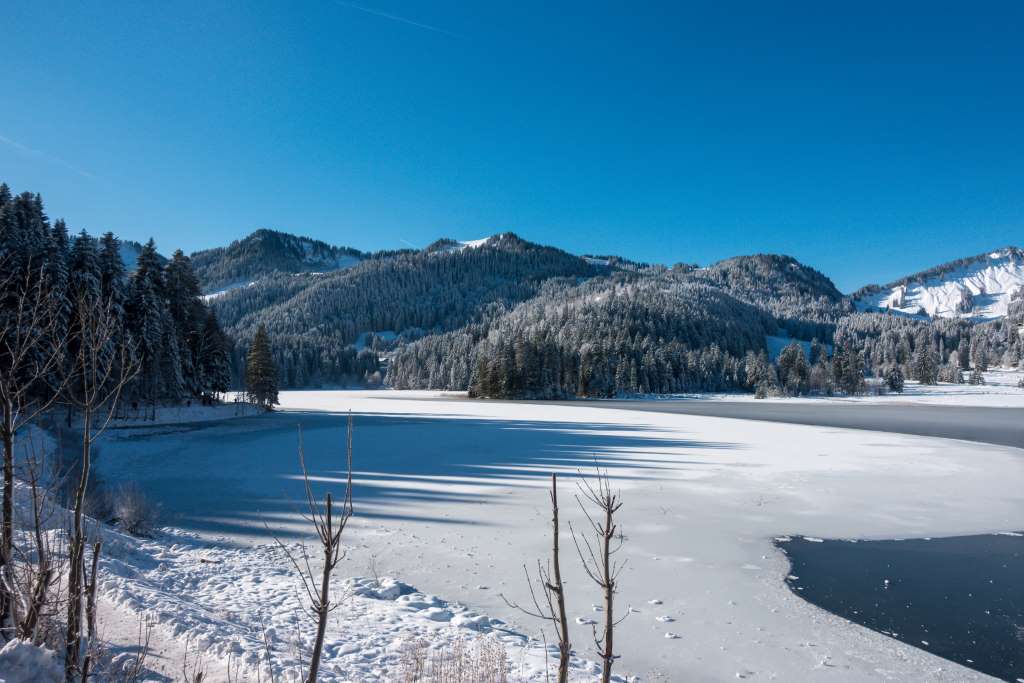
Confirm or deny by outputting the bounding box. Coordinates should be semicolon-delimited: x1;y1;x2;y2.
97;410;746;542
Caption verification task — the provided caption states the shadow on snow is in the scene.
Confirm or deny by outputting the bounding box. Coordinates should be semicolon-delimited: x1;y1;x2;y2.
96;409;743;542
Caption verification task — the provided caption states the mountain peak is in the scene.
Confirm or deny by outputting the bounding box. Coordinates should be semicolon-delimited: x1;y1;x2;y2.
191;229;363;292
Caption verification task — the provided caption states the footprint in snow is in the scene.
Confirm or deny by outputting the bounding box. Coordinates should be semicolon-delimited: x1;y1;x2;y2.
575;616;597;625
648;599;662;605
656;616;675;623
664;632;680;639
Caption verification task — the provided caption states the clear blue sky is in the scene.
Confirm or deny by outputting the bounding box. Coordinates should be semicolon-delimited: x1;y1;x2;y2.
1;1;1021;292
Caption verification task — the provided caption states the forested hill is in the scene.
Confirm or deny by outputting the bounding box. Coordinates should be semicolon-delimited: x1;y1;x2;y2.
208;232;604;387
691;254;851;340
190;229;365;292
388;267;779;397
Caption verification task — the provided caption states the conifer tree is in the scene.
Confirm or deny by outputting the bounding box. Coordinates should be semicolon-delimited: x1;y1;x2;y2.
98;232;127;320
199;310;232;396
885;365;905;393
165;250;205;394
245;324;279;408
911;330;939;385
127;239;182;410
68;230;101;303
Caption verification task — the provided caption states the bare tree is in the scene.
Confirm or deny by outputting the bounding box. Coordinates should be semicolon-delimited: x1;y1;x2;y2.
61;293;138;681
501;473;571;683
272;412;354;683
570;469;627;683
0;263;68;636
10;430;68;643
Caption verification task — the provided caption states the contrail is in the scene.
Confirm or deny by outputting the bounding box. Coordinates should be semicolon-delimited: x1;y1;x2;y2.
0;134;97;180
332;0;460;38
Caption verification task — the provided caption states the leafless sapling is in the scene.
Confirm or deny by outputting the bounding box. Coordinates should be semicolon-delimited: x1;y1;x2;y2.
61;292;138;681
273;412;354;683
501;473;571;683
570;469;627;683
10;430;68;643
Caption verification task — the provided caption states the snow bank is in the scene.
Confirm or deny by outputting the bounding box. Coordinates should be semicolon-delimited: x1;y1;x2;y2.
105;400;261;427
0;639;62;683
96;528;606;681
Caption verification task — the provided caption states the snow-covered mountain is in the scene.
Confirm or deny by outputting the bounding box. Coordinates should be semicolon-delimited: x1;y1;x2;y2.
190;229;364;292
853;247;1024;321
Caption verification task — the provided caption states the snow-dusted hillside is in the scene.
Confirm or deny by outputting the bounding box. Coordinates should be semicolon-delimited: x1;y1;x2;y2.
854;247;1024;320
190;228;364;292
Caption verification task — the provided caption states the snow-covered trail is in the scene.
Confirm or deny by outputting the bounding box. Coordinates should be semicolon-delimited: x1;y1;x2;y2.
94;391;1024;681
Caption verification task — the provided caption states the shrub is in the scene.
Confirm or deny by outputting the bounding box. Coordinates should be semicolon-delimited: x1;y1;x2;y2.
109;483;161;537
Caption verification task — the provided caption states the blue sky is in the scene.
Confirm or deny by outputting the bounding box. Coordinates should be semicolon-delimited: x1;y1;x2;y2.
1;1;1021;292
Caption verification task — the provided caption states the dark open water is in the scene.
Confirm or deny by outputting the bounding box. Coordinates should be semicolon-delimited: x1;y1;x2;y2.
777;533;1024;682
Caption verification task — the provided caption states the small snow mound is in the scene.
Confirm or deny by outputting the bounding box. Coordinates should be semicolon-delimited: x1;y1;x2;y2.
575;616;597;625
346;576;414;600
647;598;663;605
423;606;453;622
450;613;491;630
0;639;62;683
396;592;445;609
664;632;680;639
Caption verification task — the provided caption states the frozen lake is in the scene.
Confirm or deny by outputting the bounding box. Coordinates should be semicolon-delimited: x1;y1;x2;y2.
95;391;1024;680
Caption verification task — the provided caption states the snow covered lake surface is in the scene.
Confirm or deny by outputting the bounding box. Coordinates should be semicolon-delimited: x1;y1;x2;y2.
93;391;1024;680
778;533;1024;682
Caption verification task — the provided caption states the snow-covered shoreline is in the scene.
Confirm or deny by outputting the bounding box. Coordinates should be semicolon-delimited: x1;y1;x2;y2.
94;526;609;681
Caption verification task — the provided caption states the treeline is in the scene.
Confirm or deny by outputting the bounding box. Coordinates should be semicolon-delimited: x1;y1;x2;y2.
0;183;231;411
836;308;1022;382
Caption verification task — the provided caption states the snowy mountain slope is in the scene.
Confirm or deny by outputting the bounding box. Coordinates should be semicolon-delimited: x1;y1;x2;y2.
853;247;1024;320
